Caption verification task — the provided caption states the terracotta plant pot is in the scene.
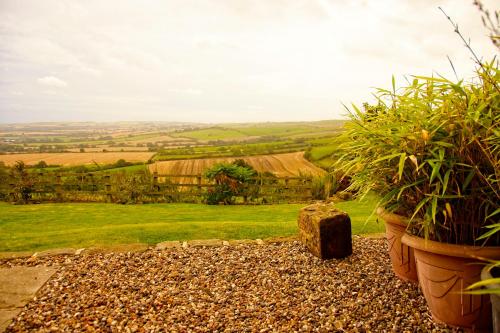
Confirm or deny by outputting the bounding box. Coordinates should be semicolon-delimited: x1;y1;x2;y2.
376;208;418;283
481;266;500;333
402;234;500;331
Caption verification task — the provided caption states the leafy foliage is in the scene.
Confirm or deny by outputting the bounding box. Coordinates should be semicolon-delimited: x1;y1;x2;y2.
335;61;500;245
204;161;257;204
10;161;34;204
113;170;152;204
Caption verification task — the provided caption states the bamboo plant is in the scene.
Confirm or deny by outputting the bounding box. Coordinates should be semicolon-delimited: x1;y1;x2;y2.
334;61;499;246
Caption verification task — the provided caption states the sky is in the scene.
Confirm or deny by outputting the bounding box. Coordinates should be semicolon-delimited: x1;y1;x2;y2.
0;0;498;124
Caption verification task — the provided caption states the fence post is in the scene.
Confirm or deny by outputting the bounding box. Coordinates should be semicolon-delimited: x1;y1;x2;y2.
152;172;159;202
9;182;16;202
197;175;202;195
56;173;62;202
88;173;96;191
105;174;112;202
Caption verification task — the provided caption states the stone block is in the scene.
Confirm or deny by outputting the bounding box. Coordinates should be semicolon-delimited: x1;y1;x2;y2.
188;239;223;247
34;248;76;258
298;203;352;259
155;241;182;250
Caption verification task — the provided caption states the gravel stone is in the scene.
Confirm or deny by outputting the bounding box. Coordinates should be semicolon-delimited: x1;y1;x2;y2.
2;237;461;332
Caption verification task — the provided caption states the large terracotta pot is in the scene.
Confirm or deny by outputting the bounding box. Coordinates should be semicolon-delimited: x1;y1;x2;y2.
402;234;500;331
376;208;418;283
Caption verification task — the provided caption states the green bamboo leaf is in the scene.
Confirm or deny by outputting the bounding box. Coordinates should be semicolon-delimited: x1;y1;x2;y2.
477;225;500;240
431;195;438;224
411;197;431;221
398;153;406;181
462;169;475;191
372;153;402;164
438;148;445;161
442;169;451;195
464;288;500;295
434;141;454;148
486;208;500;220
466;278;500;289
429;162;441;184
351;103;363;118
396;180;425;201
473;102;488;121
451;84;466;96
412;75;449;83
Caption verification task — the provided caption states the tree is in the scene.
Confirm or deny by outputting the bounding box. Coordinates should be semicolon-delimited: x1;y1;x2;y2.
34;160;48;169
10;161;33;203
114;159;131;168
204;161;257;204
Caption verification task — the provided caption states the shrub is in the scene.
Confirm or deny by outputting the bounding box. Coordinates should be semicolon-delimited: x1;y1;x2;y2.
204;162;257;204
113;171;151;204
34;160;48;169
113;159;132;168
311;174;338;200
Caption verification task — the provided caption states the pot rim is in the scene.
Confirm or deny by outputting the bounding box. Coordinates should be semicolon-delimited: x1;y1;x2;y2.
402;233;500;260
376;207;408;228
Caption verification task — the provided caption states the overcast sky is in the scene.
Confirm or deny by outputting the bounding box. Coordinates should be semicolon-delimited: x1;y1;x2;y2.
0;0;498;124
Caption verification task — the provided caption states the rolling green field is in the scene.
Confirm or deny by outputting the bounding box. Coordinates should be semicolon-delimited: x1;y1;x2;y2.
154;140;308;161
172;122;345;142
171;127;248;140
307;144;338;169
0;194;383;252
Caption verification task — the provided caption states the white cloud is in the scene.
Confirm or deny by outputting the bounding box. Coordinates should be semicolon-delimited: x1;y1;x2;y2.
37;76;68;88
0;0;498;123
167;88;203;96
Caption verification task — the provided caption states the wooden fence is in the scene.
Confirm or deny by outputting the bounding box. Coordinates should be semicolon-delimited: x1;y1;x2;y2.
1;171;316;204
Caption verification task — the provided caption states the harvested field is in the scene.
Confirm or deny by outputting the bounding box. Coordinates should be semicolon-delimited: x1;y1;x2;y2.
66;147;152;152
149;152;325;178
2;238;455;332
0;152;155;166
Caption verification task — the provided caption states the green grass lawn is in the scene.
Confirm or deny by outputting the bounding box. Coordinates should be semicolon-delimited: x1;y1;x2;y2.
0;195;383;252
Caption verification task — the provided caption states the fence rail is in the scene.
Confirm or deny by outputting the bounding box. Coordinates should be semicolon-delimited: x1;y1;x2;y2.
1;171;319;204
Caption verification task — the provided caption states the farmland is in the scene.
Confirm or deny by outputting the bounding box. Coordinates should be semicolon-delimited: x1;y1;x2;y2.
0;120;343;153
0;120;344;173
149;152;325;177
0;152;155;166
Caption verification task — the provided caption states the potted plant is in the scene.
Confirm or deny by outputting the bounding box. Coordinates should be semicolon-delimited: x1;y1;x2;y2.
334;61;500;330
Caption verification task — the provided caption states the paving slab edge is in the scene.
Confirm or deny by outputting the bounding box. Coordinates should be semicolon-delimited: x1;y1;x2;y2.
0;234;386;259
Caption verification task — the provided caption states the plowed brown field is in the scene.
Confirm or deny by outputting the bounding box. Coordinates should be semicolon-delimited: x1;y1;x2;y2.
149;152;325;179
0;152;155;166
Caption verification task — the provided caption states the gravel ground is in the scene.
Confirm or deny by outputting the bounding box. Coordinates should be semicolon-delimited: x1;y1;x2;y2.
2;237;460;332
